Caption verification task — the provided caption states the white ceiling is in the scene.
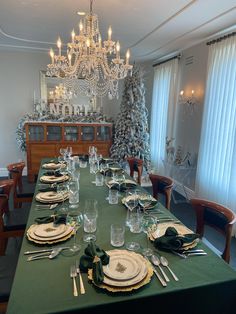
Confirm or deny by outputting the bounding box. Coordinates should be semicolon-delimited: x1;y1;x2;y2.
0;0;235;63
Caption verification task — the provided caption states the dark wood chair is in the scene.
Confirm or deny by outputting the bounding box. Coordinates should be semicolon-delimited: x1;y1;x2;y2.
126;157;143;185
7;162;33;208
0;180;14;213
149;174;174;210
0;193;28;256
190;198;236;263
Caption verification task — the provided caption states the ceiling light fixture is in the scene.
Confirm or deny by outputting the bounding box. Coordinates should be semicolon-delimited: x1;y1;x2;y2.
46;0;132;99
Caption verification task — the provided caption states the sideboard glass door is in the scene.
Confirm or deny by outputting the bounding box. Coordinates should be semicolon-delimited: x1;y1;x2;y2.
97;126;111;141
47;126;62;141
81;126;94;141
64;126;78;142
28;125;44;141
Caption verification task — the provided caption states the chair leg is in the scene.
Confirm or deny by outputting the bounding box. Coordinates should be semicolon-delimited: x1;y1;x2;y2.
0;238;8;256
0;302;8;314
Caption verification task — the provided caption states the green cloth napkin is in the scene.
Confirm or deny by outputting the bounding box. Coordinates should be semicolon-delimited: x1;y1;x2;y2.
38;187;57;192
79;241;110;285
43;171;63;177
154;227;199;251
34;214;67;225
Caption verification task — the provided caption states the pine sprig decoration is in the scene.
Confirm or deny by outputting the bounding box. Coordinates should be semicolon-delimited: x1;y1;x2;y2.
110;65;151;169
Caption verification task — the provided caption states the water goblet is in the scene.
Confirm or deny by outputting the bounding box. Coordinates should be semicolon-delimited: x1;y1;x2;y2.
114;172;126;196
67;208;83;253
83;199;98;242
68;180;79;209
141;214;157;257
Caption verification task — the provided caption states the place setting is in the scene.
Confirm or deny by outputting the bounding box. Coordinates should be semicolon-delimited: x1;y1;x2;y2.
26;214;74;245
78;241;154;293
39;173;70;184
35;190;69;204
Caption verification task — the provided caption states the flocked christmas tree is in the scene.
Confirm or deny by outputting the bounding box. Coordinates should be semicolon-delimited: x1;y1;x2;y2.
110;65;151;170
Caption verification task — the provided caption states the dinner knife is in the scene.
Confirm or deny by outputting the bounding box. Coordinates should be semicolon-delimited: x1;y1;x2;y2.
24;246;70;255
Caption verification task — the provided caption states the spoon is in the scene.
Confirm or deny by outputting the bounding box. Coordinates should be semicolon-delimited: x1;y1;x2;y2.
151;255;170;282
160;256;179;281
27;248;62;261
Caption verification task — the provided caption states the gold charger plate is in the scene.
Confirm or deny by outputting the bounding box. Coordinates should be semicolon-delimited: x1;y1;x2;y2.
103;250;141;281
27;223;73;243
88;251;153;292
35;192;68;203
33;222;66;238
42;163;66;170
40;175;69;183
150;222;199;250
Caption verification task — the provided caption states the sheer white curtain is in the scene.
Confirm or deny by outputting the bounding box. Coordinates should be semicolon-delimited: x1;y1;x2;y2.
195;35;236;234
150;58;179;173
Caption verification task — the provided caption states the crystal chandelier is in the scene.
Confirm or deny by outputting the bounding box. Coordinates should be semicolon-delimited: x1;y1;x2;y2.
46;0;133;99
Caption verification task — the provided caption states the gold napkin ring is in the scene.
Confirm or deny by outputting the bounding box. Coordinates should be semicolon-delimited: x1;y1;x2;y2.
93;256;100;263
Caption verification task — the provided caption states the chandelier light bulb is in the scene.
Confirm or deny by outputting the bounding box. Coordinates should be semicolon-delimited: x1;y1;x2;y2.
57;37;62;56
50;48;54;64
126;49;130;64
71;29;75;43
79;21;83;32
108;26;112;40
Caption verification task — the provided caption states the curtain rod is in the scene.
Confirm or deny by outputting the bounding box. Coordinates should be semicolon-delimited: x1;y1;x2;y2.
153;54;181;67
206;31;236;46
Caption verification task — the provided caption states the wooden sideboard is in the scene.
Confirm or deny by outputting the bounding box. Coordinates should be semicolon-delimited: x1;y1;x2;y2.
25;122;113;182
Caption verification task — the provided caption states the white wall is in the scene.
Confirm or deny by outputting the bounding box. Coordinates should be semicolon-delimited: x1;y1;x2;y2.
175;42;209;165
0;50;49;170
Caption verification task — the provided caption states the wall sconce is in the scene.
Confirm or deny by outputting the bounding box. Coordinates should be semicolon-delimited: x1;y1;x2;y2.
179;90;197;115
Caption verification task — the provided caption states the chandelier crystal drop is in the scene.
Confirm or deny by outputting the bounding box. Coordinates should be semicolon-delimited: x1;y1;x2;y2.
46;0;133;99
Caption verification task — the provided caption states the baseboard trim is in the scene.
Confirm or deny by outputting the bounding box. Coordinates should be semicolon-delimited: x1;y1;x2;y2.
174;180;195;200
0;167;27;178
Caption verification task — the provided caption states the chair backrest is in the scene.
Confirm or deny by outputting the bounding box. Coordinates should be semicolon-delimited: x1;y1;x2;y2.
0;180;14;213
190;198;236;263
7;162;25;193
126;157;143;185
149;174;174;210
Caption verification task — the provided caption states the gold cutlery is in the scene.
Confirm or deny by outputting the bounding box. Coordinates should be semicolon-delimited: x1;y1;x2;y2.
160;256;179;281
151;255;170;282
144;257;167;287
76;260;85;294
70;265;78;297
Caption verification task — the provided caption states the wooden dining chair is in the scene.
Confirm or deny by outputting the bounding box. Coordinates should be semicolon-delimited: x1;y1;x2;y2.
190;198;236;263
126;157;143;185
0;194;28;256
149;174;174;210
7;162;33;208
0;180;14;213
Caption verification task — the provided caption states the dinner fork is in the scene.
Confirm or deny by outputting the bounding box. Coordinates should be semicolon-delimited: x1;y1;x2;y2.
70;265;78;297
76;260;85;294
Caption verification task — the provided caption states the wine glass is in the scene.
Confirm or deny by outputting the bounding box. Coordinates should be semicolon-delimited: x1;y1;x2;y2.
67;208;83;252
114;172;126;196
57;183;68;215
141;214;157;257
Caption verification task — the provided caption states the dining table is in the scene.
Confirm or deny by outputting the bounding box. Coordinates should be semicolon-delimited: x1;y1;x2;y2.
6;158;236;314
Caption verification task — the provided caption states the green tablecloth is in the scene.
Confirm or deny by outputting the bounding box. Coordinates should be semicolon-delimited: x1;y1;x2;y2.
7;160;236;314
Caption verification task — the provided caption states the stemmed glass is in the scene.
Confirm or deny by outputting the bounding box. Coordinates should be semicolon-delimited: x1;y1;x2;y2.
125;191;141;251
67;208;83;252
57;183;68;215
83;199;98;242
114;172;126;196
141;214;157;257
